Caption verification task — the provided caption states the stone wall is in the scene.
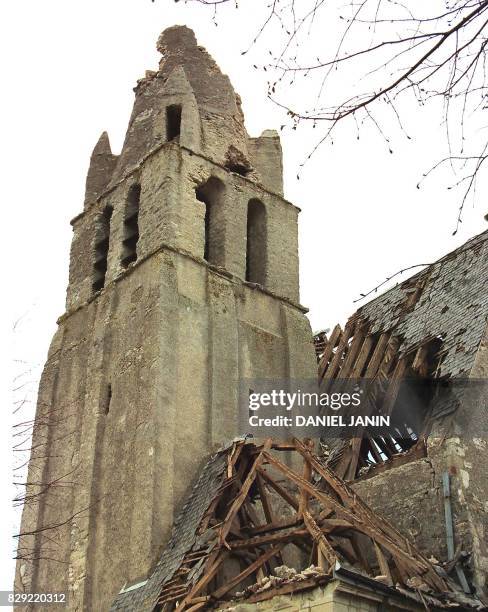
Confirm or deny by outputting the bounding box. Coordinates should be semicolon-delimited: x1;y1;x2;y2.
218;580;427;611
352;429;488;598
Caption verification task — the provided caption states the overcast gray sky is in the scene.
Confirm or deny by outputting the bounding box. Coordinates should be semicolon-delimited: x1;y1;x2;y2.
3;0;487;594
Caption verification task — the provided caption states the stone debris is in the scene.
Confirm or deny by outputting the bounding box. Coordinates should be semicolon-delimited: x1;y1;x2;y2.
234;565;325;599
273;565;298;580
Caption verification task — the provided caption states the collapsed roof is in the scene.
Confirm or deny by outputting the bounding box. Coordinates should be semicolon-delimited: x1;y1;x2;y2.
314;229;488;480
316;229;488;380
110;232;487;610
110;439;480;611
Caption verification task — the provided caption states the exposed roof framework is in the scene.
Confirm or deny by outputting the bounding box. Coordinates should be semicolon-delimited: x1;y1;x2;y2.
111;232;488;611
315;320;442;481
111;438;473;611
314;229;488;481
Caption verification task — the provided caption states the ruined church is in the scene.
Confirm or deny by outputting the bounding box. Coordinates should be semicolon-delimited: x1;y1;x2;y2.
16;25;488;612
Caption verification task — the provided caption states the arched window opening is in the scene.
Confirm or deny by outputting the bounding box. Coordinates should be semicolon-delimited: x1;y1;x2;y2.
121;184;141;268
92;205;113;293
195;177;225;266
246;199;267;285
166;104;182;141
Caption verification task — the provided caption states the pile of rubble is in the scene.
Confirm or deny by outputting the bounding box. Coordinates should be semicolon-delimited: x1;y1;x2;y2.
234;565;325;599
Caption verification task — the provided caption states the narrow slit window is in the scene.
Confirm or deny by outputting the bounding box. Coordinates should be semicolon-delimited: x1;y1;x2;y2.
246;199;267;285
166;104;182;141
103;384;112;415
195;177;225;266
121;184;141;268
92;205;113;293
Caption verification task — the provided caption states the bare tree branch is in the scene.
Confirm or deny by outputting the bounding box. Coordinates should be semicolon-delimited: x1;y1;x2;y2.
179;0;488;229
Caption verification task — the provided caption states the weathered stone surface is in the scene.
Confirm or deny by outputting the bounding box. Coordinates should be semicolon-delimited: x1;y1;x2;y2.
84;132;118;209
248;130;284;196
111;25;261;186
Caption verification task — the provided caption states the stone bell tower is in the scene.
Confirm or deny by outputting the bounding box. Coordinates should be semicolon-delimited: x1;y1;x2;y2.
15;26;316;610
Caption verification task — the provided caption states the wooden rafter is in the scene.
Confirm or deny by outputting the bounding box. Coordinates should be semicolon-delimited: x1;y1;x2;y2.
146;440;456;611
313;308;448;482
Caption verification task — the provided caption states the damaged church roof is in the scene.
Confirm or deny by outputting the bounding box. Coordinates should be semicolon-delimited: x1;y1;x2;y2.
110;439;481;611
315;228;488;382
314;229;488;482
109;233;488;611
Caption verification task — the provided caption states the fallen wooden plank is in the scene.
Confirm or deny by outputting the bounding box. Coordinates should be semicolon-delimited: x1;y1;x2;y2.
374;541;394;586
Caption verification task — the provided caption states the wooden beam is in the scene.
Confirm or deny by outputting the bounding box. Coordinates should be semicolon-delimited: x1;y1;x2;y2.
211;544;284;600
412;344;429;377
295;438;418;545
227;442;244;478
256;473;274;524
247;514;302;536
321;322;355;388
177;550;228;611
261;449;447;591
364;333;391;379
271;442;297;451
302;509;337;571
219;439;272;546
318;324;342;381
229;528;308;550
374;541;394;586
344;437;362;481
375;336;401;382
382;356;409;416
263;451;356;525
333;441;355;480
350;335;375;378
320;518;354;533
185;602;207;612
299;441;313;514
337;323;368;382
258;468;299;511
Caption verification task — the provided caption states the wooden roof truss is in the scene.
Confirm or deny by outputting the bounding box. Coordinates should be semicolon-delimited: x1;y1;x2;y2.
315;319;445;481
155;438;452;611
